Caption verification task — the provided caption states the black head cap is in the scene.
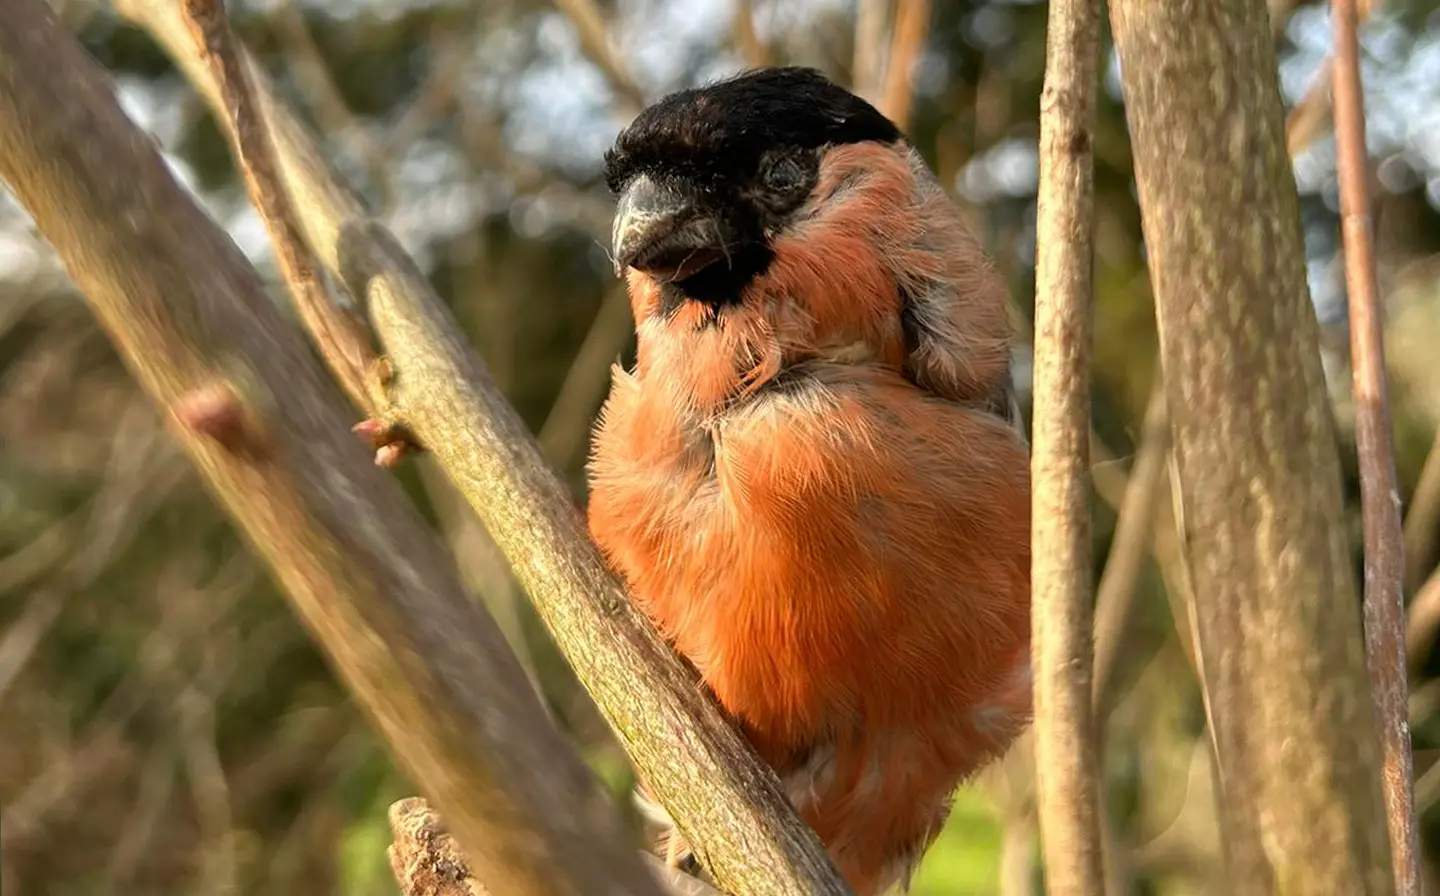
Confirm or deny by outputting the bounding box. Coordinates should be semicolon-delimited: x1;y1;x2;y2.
603;67;903;195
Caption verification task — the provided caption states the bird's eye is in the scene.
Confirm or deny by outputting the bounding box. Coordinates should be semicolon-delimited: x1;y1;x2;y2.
761;155;806;194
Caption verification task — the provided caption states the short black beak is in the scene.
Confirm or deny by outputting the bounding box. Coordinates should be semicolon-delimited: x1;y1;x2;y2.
611;173;727;282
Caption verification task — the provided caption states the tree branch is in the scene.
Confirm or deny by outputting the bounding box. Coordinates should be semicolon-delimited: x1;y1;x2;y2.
388;797;725;896
878;0;930;131
1108;0;1396;890
1333;0;1419;889
852;0;890;104
1403;432;1440;596
733;0;772;70
181;0;375;421
1031;0;1105;890
548;0;646;117
1091;383;1170;717
117;2;850;892
0;3;665;894
537;286;636;470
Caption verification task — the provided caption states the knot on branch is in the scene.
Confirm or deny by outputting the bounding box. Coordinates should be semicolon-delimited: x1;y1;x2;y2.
387;797;487;896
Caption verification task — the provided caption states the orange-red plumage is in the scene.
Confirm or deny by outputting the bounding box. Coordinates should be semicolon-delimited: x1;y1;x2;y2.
589;68;1031;894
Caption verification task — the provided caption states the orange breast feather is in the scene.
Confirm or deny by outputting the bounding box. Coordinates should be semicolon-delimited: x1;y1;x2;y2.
587;360;1030;756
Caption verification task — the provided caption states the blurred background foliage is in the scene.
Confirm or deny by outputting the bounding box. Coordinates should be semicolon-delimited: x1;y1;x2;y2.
5;0;1440;892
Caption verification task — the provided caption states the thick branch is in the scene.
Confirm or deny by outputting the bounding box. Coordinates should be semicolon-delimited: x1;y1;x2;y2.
118;2;850;893
1030;0;1105;891
0;4;663;895
1108;0;1396;892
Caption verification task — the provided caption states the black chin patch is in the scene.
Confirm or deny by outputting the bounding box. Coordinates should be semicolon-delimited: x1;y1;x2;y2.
607;68;903;313
659;243;775;318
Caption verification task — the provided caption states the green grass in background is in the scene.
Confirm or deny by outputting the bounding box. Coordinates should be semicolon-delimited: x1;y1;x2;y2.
910;789;1006;896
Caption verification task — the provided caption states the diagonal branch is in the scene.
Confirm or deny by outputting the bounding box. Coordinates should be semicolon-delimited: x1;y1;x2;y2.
1403;435;1440;596
181;0;375;419
549;0;646;117
0;3;666;894
1091;383;1170;717
1332;0;1419;890
117;2;850;893
1030;0;1105;891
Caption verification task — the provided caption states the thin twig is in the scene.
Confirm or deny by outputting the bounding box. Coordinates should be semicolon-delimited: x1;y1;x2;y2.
1287;57;1335;156
537;286;635;469
381;32;470;162
1030;0;1105;889
1090;428;1200;681
852;0;890;103
101;743;181;893
1406;567;1440;671
1335;2;1420;889
1269;0;1307;34
182;0;375;418
1404;432;1440;594
270;0;393;207
1284;0;1381;157
733;0;772;69
549;0;646;117
878;0;930;130
1092;383;1170;716
991;736;1039;896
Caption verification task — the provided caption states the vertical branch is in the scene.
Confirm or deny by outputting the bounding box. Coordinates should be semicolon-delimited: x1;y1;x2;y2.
1108;0;1396;889
852;0;890;102
1091;383;1170;717
1333;1;1419;892
878;0;930;130
733;0;772;69
1030;0;1105;891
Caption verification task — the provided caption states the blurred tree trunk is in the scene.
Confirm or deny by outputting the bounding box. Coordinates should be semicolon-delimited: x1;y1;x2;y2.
1108;1;1396;894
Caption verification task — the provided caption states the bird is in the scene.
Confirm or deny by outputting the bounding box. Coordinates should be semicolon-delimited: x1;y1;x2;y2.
586;66;1033;895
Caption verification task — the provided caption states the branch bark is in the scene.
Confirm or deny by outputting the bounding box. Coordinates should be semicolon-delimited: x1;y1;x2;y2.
1108;0;1396;892
116;2;850;893
0;3;664;895
1333;0;1419;889
1030;0;1105;890
388;798;725;896
878;0;930;131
